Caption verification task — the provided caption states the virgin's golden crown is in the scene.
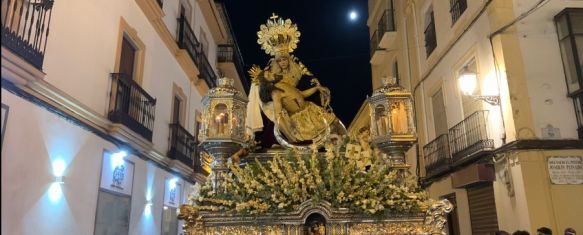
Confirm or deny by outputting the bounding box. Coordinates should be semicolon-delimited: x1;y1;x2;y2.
257;13;301;56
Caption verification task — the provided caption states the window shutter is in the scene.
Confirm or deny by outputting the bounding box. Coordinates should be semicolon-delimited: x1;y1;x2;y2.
120;37;136;79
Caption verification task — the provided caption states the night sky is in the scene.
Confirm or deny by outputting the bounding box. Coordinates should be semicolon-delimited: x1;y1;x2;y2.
224;0;372;126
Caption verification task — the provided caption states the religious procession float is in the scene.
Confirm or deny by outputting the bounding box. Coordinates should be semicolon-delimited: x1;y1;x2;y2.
178;14;452;235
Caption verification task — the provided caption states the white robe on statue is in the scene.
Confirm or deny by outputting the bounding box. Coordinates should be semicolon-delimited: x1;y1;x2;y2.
245;84;276;136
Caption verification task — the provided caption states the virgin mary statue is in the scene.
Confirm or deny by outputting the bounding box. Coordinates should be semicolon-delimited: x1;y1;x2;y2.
245;14;345;146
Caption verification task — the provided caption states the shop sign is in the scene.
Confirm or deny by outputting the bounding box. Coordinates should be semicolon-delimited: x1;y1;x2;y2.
164;178;182;208
99;152;134;195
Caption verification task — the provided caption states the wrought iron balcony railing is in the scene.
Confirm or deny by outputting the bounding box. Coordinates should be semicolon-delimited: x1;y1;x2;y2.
378;9;396;34
108;73;156;141
215;1;249;93
198;52;217;88
168;123;198;168
369;9;396;58
176;16;217;88
449;0;467;25
1;0;54;69
217;44;246;85
176;16;200;65
424;19;437;57
217;44;234;63
423;134;451;177
448;110;494;165
369;29;381;57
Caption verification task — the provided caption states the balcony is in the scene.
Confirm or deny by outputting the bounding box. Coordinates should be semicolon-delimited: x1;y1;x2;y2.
423;134;452;178
108;73;156;141
168;123;199;169
448;110;494;166
369;9;396;65
369;29;382;63
377;10;396;48
217;44;247;92
450;0;467;25
176;16;217;88
1;0;54;70
198;52;217;88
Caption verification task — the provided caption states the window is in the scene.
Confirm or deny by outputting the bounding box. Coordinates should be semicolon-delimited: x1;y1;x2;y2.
114;38;136;118
109;21;154;141
431;88;448;136
115;18;145;84
94;190;131;235
120;37;136;80
172;95;182;125
171;83;187;126
168;85;193;166
555;8;582;94
424;7;437;57
162;207;178;235
555;8;583;138
450;0;467;25
441;193;460;235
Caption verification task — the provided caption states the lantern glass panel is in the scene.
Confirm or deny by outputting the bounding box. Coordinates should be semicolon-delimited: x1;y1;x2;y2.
232;105;245;137
390;100;409;135
374;105;390;137
211;103;229;137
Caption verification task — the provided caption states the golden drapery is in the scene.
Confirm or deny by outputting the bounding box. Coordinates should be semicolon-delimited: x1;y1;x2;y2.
288;102;336;141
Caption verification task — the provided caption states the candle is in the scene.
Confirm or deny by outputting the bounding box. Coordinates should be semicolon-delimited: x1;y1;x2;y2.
215;115;223;135
221;113;226;134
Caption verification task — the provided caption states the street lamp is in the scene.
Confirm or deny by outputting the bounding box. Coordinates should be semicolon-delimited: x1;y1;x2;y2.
458;67;500;106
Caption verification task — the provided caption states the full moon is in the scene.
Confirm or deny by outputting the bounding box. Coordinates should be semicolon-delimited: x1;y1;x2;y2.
349;11;358;21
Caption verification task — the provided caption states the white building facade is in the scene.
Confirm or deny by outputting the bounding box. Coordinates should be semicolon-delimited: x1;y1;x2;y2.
1;0;247;234
361;0;583;234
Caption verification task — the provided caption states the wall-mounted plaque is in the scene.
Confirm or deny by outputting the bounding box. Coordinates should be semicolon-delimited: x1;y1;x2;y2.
548;156;583;185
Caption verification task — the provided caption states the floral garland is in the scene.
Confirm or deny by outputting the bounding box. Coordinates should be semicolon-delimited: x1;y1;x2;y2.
191;137;430;216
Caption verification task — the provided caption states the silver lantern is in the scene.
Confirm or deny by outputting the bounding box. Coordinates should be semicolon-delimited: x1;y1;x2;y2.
367;77;416;166
199;77;247;193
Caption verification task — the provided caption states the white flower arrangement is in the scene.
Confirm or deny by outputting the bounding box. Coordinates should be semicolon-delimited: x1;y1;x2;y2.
192;136;429;217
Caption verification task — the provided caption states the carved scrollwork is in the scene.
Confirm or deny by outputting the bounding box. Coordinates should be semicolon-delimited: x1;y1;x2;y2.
423;199;454;235
178;205;205;235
